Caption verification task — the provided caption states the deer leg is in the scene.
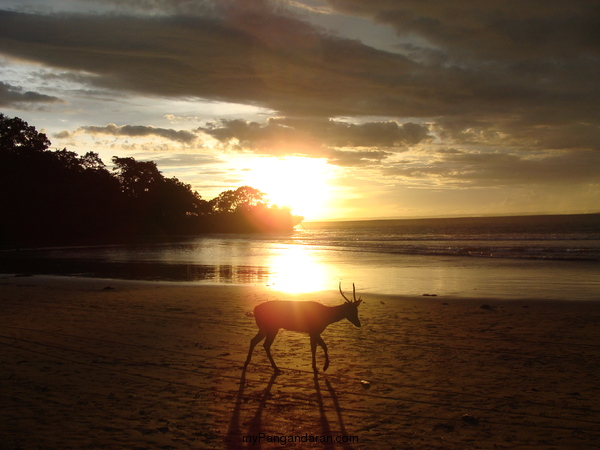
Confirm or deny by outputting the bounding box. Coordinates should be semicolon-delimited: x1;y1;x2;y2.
314;335;330;372
263;330;280;372
244;329;265;369
310;335;319;373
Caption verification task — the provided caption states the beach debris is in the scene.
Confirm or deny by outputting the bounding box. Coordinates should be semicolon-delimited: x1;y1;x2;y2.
245;311;254;318
479;304;493;310
423;293;437;297
360;380;371;389
102;286;115;291
461;414;480;425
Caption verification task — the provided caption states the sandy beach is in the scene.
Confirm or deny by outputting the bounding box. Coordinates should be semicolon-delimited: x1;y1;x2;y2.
1;275;599;449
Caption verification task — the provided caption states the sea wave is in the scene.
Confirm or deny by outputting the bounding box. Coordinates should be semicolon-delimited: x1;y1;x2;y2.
294;214;600;262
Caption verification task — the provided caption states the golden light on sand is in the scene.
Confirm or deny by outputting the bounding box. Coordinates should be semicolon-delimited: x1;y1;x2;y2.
241;156;333;220
267;244;330;294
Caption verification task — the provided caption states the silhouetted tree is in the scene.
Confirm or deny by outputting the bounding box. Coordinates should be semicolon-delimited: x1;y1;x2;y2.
211;186;266;214
110;156;209;235
0;114;302;246
211;189;236;214
0;114;50;155
205;186;302;233
112;156;163;198
231;186;266;211
80;151;106;171
1;114;55;244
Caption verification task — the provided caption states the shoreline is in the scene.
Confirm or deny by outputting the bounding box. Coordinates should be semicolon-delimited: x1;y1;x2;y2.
1;275;599;448
2;272;598;303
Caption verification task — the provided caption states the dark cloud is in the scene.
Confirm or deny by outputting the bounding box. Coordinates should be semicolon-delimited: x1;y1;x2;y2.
384;149;600;187
0;4;597;133
0;8;420;118
202;117;429;164
434;116;600;152
327;0;600;61
271;117;432;147
327;148;390;166
440;150;600;185
53;130;72;139
0;81;63;107
325;0;600;152
72;123;198;144
0;2;596;153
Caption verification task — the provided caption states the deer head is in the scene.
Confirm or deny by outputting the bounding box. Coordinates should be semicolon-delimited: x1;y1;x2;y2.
339;282;362;327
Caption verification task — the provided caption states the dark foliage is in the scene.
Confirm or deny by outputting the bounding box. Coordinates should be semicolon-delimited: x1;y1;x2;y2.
0;114;303;247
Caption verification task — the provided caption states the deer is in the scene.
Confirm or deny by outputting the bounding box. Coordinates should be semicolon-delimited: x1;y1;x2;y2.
243;283;363;373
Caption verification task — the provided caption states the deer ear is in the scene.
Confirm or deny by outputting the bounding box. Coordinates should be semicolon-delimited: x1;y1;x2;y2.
355;299;362;306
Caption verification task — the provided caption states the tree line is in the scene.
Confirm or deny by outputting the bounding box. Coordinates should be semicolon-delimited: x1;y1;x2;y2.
0;114;303;247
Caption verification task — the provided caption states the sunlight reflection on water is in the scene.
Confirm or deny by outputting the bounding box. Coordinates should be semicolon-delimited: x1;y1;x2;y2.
4;234;598;300
265;245;332;294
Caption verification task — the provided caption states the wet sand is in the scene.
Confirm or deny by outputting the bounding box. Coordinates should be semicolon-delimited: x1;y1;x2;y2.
1;275;599;448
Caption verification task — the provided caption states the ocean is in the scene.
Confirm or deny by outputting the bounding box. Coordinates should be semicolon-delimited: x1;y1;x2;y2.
2;214;599;301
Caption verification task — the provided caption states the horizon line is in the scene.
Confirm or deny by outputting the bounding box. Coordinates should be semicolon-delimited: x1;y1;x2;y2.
303;211;600;223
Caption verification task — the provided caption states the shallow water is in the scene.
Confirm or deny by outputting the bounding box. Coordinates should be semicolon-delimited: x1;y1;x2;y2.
1;214;598;299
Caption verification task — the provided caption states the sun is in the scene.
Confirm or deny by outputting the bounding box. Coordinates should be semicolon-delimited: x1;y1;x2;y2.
240;156;333;219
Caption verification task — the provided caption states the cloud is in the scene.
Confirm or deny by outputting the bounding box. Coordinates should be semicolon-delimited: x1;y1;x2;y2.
202;117;430;164
440;150;600;185
153;153;222;167
0;3;596;151
1;1;598;208
0;4;597;131
272;117;432;147
324;0;600;152
0;9;419;118
383;148;600;187
61;123;199;144
433;116;600;152
0;81;63;107
327;148;390;166
327;0;600;61
203;117;431;148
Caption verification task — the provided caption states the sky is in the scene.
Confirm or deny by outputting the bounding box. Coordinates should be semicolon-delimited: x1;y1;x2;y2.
0;0;598;220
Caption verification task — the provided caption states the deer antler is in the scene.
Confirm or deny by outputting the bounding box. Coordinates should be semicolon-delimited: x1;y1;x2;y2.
352;283;362;302
339;282;351;303
340;282;362;303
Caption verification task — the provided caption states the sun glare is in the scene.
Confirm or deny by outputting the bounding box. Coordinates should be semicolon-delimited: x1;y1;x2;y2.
267;245;331;294
241;156;333;220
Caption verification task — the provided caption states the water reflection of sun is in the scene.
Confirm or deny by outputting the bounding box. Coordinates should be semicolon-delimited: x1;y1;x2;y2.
267;245;331;294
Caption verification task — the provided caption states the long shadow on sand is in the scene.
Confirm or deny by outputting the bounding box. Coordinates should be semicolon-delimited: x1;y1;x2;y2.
225;369;354;449
225;369;277;449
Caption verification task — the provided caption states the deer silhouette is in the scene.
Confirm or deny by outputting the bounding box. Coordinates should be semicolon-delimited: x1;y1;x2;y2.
244;283;363;373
